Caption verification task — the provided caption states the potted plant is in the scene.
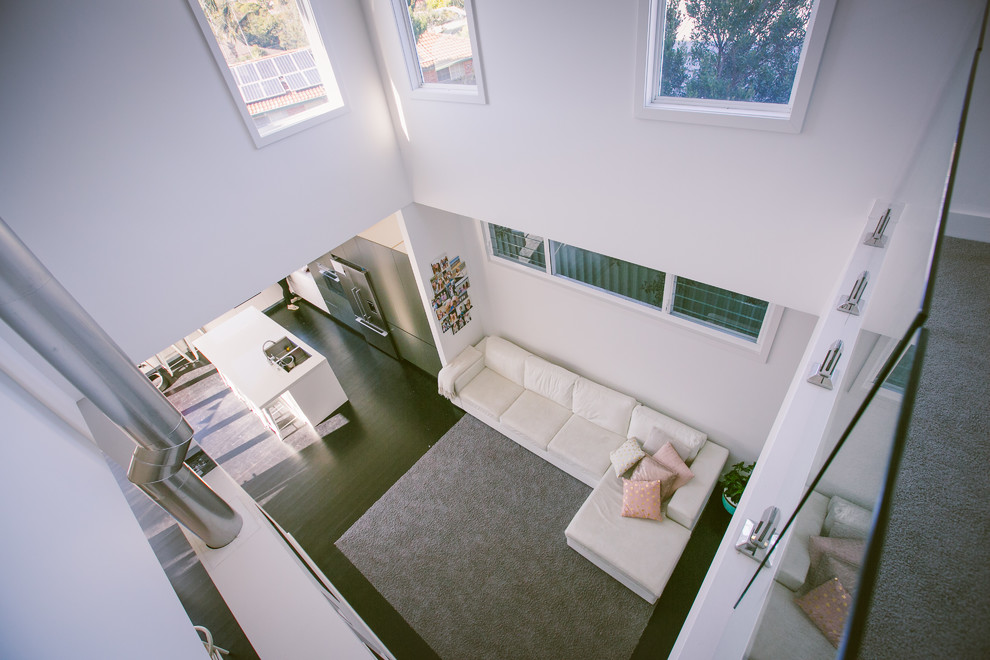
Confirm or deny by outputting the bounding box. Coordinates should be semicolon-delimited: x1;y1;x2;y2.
719;461;754;514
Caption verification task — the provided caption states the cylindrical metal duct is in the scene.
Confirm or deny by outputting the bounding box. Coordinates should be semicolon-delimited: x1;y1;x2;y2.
0;216;241;548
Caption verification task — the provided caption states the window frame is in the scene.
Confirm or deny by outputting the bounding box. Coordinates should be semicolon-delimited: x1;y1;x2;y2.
859;334;920;401
388;0;487;104
187;0;347;148
634;0;837;132
483;223;781;360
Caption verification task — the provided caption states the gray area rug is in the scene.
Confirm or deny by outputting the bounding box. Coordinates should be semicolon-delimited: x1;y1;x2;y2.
336;415;656;660
860;237;990;657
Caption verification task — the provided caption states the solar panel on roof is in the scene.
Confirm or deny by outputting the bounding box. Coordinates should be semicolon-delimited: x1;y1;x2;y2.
284;72;309;91
256;59;278;79
292;50;316;69
274;54;298;75
240;83;266;103
260;79;285;98
303;68;322;86
233;63;260;85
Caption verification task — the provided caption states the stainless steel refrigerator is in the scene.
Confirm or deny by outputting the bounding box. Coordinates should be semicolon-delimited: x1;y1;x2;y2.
329;255;399;358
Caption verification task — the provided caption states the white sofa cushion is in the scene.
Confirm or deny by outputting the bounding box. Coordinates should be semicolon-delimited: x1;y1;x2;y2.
571;378;637;437
665;441;728;530
483;336;531;386
459;368;524;420
500;390;572;451
629;405;707;463
548;415;627;482
747;581;837;660
523;356;579;409
566;473;692;603
822;496;872;540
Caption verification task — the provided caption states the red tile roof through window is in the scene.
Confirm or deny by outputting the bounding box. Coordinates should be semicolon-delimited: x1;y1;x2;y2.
415;30;472;69
246;85;327;115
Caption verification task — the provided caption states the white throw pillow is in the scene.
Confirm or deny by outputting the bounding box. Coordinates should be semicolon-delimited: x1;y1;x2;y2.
610;438;647;477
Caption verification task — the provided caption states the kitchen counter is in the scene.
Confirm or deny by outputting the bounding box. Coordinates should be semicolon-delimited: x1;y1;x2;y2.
194;306;347;439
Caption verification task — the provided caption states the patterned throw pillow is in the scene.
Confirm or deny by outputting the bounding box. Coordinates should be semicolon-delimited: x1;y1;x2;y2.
652;442;694;494
610;438;647;477
795;577;852;648
807;554;860;599
630;455;678;499
808;536;866;568
620;478;664;521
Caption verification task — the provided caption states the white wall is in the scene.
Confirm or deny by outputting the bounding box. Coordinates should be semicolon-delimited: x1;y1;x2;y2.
365;0;984;320
0;0;410;371
399;203;491;364
0;376;207;660
946;38;990;242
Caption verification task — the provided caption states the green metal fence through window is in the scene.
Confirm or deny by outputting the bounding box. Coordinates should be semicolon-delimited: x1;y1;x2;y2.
549;241;666;310
671;277;768;340
489;224;546;270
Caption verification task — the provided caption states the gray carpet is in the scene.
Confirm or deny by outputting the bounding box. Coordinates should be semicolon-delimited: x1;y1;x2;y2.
336;415;656;660
860;237;990;657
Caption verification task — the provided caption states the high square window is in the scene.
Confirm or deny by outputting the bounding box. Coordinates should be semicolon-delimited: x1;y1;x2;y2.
636;0;836;131
188;0;345;147
389;0;487;103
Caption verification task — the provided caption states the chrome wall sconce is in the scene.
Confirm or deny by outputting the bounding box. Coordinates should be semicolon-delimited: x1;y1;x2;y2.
864;207;892;247
837;271;869;315
808;339;843;390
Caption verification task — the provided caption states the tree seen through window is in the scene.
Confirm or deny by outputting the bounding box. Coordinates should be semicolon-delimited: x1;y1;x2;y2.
660;0;814;104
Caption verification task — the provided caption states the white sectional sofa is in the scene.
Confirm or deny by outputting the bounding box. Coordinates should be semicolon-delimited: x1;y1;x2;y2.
438;336;729;603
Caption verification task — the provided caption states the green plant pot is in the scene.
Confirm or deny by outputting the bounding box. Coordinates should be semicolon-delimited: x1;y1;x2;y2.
722;491;738;514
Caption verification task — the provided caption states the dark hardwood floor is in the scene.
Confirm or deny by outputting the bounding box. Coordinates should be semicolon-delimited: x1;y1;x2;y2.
120;299;728;659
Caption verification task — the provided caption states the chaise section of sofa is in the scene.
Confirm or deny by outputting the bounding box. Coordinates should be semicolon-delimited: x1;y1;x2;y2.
438;335;730;603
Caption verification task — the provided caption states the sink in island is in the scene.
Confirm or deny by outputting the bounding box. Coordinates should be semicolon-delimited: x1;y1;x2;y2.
194;307;347;440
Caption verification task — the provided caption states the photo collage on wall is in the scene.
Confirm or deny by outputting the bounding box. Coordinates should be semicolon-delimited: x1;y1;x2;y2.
430;254;472;335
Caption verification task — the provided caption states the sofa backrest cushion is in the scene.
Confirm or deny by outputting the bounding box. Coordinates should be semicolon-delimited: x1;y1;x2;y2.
483;336;531;386
523;356;579;408
630;404;707;464
822;496;872;539
571;378;637;436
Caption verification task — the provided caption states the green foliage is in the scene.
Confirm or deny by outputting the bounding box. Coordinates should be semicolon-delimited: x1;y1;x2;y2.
660;3;688;96
237;3;281;50
409;0;464;42
719;461;755;505
411;13;430;40
642;276;666;307
661;0;812;104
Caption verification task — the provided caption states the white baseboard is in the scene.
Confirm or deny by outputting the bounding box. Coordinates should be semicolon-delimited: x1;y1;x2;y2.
946;210;990;243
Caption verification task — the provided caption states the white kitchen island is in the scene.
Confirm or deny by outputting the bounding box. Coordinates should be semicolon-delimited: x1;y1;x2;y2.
194;306;347;440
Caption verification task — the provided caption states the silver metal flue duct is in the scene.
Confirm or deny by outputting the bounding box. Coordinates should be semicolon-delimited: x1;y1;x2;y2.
0;216;242;548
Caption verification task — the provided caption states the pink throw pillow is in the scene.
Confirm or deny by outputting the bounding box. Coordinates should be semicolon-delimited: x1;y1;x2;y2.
795;577;852;648
631;455;678;499
621;478;664;521
652;442;694;494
